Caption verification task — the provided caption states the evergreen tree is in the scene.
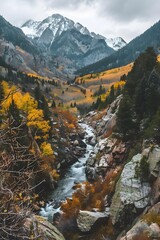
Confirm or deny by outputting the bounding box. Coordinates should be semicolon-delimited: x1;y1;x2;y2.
41;95;51;121
145;106;160;143
116;96;135;140
146;84;160;116
8;100;22;127
125;47;157;97
0;80;5;123
116;85;121;97
51;100;56;108
108;85;115;104
0;80;4;103
135;77;147;119
34;84;42;108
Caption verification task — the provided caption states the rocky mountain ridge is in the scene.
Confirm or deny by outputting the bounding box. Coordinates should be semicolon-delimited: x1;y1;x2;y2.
0;14;126;78
80;95;160;239
77;20;160;75
21;14;126;51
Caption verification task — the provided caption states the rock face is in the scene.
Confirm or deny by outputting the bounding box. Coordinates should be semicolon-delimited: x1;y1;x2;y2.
148;147;160;178
95;95;122;137
85;96;126;180
77;209;110;232
119;203;160;240
24;215;65;240
85;137;126;180
110;154;151;226
151;177;160;205
120;221;160;240
0;16;37;54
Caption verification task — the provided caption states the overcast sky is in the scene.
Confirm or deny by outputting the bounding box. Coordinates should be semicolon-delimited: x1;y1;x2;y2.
1;0;160;42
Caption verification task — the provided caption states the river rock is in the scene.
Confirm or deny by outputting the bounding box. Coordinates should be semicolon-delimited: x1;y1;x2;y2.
77;209;110;232
23;215;65;240
73;140;79;146
110;154;151;226
87;136;96;146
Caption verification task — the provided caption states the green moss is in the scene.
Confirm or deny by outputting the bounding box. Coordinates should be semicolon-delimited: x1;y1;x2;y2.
135;156;149;182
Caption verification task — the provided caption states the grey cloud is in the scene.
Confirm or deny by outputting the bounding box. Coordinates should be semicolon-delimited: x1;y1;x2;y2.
98;0;160;22
44;0;95;9
0;0;160;42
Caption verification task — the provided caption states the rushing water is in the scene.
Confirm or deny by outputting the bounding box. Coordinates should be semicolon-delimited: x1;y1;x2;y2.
40;123;95;222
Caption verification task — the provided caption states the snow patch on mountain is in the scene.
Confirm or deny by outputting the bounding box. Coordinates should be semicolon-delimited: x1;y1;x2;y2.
21;14;126;51
106;37;126;51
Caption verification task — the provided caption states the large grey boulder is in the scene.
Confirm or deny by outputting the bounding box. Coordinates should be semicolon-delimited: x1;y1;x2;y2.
77;209;110;232
110;154;151;225
24;215;65;240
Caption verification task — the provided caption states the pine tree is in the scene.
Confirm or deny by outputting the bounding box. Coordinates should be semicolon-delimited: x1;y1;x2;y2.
116;85;121;97
0;80;4;123
108;85;115;104
135;77;146;119
116;96;135;140
8;100;22;127
51;100;56;108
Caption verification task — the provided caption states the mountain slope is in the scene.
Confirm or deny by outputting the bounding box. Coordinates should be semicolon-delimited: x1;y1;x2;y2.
22;14;126;51
76;20;160;75
50;28;114;69
0;16;72;79
21;14;118;73
0;15;38;54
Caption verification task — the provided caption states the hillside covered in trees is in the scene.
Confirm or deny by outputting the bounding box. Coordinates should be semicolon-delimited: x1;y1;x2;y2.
0;76;87;239
77;20;160;76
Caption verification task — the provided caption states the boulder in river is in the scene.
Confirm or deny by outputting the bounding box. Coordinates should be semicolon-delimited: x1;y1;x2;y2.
77;209;110;232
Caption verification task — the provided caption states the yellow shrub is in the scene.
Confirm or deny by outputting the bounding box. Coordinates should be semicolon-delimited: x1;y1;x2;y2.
40;142;53;156
51;169;59;181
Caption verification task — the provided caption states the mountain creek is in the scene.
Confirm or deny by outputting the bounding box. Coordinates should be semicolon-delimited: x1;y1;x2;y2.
40;122;95;222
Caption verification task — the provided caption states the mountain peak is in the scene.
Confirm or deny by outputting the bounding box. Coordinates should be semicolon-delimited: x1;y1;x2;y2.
51;13;64;19
21;13;126;51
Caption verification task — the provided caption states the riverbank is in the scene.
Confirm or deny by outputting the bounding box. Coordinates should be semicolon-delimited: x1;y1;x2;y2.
40;122;95;222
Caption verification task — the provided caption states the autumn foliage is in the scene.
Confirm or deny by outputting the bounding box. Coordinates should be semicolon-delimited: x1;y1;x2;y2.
61;167;122;218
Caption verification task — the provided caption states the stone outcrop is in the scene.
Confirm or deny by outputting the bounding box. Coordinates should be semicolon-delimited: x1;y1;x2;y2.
84;96;127;180
119;203;160;240
110;154;151;226
85;138;126;180
85;95;122;139
151;177;160;205
24;215;65;240
148;147;160;178
77;209;110;232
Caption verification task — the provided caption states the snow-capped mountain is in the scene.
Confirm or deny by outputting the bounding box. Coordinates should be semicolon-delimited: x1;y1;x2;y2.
21;14;126;51
105;37;126;51
22;14;87;41
21;14;117;73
